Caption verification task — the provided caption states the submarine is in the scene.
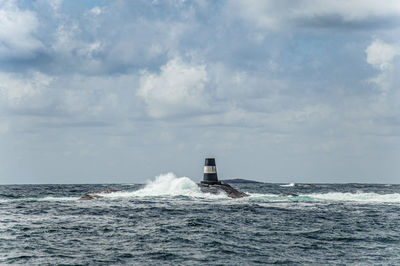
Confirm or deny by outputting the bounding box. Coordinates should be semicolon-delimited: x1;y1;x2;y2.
198;158;248;198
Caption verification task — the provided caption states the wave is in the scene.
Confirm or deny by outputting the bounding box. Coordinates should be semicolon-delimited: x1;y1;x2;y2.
0;196;78;203
280;183;296;187
246;192;400;203
109;177;399;203
308;192;400;203
247;193;314;202
1;174;399;204
101;173;228;199
39;191;400;203
0;174;229;203
39;196;78;202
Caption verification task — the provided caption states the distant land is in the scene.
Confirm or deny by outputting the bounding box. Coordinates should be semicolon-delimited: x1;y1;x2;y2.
222;179;263;184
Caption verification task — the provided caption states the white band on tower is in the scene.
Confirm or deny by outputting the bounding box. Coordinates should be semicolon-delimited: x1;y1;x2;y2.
204;166;216;173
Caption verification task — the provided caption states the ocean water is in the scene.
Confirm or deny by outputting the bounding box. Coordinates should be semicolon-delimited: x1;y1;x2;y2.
1;173;400;265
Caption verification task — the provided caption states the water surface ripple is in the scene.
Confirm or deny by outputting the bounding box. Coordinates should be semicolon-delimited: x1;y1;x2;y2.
1;178;400;265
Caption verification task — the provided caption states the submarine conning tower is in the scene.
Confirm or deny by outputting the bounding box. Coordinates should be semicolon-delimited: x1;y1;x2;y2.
201;158;221;185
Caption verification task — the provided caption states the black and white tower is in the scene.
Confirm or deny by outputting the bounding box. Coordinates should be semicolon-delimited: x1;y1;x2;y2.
198;157;248;198
201;158;221;185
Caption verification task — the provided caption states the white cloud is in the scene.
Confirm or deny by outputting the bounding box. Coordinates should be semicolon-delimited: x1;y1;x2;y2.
0;0;43;58
138;58;209;118
365;39;399;93
0;71;142;136
45;0;63;11
50;19;106;73
105;19;188;68
365;39;400;70
77;41;103;58
63;88;118;116
54;73;140;120
0;72;52;106
52;23;79;54
364;39;400;128
89;6;102;16
208;63;285;101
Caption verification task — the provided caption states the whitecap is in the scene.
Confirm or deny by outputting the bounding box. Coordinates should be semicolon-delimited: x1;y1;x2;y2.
308;192;400;203
100;173;229;199
280;183;296;187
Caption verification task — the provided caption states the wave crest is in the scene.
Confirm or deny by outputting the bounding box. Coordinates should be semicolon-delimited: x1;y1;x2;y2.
134;172;202;197
102;173;228;199
310;192;400;203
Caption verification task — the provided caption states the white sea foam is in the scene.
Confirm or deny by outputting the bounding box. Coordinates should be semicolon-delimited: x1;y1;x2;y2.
280;183;296;187
36;191;400;204
246;193;314;202
0;196;78;203
308;192;400;203
243;191;400;204
134;172;202;197
102;172;228;199
2;176;399;204
39;196;78;202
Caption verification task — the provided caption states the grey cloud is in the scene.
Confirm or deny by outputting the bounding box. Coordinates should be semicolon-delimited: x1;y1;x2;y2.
229;0;400;30
296;15;400;30
36;120;112;128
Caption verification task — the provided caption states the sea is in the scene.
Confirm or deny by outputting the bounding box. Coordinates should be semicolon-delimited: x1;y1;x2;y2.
1;173;400;265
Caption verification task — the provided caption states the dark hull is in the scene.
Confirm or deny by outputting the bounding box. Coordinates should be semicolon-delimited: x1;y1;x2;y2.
198;182;248;198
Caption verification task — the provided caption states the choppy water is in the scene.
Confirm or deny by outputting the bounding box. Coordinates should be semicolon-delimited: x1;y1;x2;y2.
1;173;400;265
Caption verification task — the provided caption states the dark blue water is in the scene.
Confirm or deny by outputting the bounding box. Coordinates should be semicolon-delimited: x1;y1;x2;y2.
1;175;400;265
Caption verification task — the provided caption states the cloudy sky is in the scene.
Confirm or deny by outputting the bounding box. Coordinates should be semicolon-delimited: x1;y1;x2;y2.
0;0;399;184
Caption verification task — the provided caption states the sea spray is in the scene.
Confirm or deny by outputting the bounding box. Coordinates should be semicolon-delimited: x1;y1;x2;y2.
97;175;400;203
134;172;201;197
101;173;229;199
4;177;400;204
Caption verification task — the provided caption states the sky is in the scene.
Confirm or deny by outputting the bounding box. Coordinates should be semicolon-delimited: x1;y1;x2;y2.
0;0;399;184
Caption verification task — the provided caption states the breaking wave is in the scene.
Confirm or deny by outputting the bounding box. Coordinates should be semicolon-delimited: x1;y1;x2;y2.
1;175;399;204
280;183;296;187
101;173;228;199
134;173;202;197
247;192;400;203
105;174;400;204
309;192;400;203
